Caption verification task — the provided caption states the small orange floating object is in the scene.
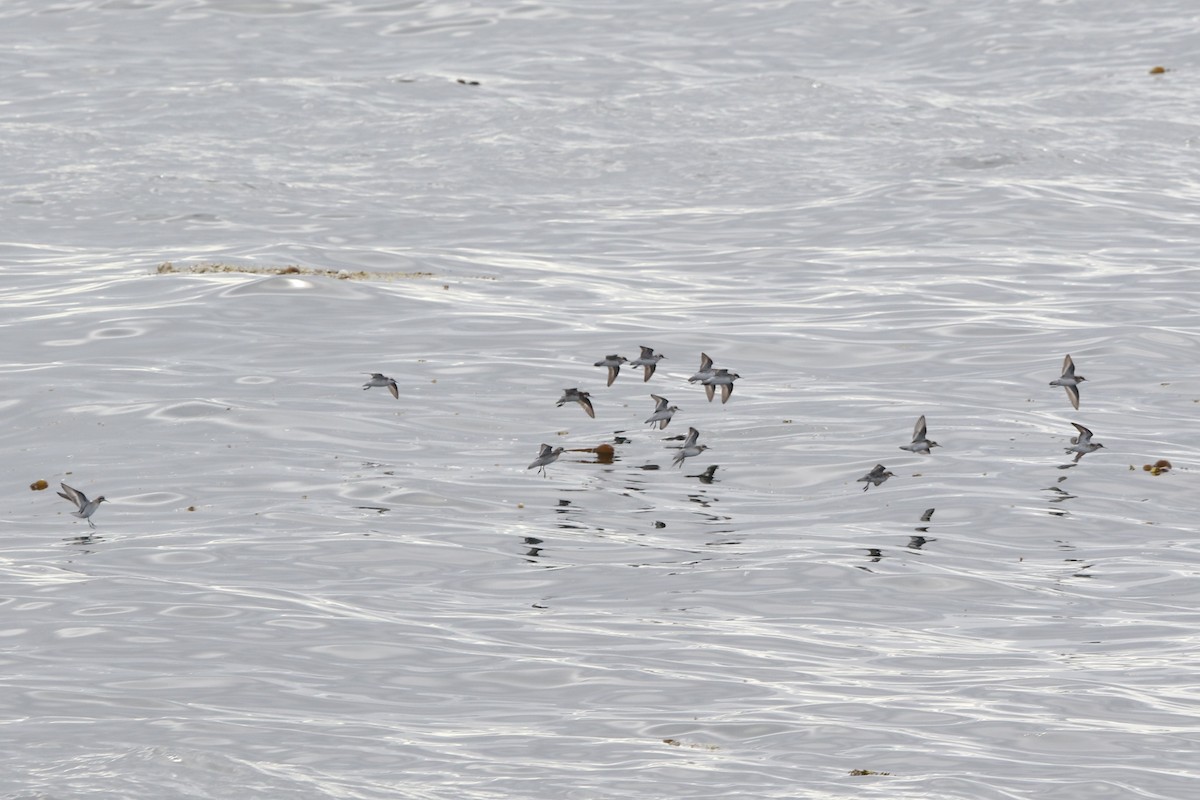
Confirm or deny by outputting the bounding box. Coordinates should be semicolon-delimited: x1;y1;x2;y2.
570;443;616;464
1143;459;1172;476
1149;66;1168;75
30;479;48;491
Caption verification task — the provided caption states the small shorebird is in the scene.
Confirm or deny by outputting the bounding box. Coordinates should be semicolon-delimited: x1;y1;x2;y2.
556;388;595;418
899;415;939;454
1065;422;1104;462
644;394;679;430
629;346;666;381
362;373;399;399
671;427;708;467
702;368;741;404
57;483;107;528
857;464;893;491
593;354;628;387
688;352;715;384
1049;354;1086;410
527;444;565;476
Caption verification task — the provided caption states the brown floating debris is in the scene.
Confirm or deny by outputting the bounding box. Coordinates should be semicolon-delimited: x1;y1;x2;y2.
569;443;615;464
157;262;434;281
1143;459;1172;476
661;738;719;751
30;479;49;491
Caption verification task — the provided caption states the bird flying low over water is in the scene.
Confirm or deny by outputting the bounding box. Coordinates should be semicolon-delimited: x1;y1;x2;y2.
688;352;715;384
671;426;708;467
593;354;628;387
644;394;679;430
1049;354;1086;410
702;368;741;404
857;464;893;491
362;373;399;399
527;443;565;476
899;415;939;454
1065;422;1104;462
556;388;595;418
629;346;666;381
57;482;107;528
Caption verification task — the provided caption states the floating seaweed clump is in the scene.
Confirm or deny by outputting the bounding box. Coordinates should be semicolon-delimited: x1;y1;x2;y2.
661;738;719;751
1142;459;1172;476
157;262;435;281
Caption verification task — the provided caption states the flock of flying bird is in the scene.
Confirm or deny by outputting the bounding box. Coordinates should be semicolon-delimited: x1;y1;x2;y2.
527;347;741;477
856;353;1101;490
53;352;1100;530
523;350;1103;489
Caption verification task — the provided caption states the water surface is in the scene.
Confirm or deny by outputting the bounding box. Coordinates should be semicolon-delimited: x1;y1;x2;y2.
2;1;1199;798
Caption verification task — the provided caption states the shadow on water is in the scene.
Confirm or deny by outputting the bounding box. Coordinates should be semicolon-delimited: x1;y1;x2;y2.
909;507;936;550
856;508;939;571
63;533;104;549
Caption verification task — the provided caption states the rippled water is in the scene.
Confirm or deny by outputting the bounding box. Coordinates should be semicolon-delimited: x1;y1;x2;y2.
3;1;1200;798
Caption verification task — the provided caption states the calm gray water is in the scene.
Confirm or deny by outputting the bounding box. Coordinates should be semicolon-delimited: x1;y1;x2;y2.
3;1;1199;798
